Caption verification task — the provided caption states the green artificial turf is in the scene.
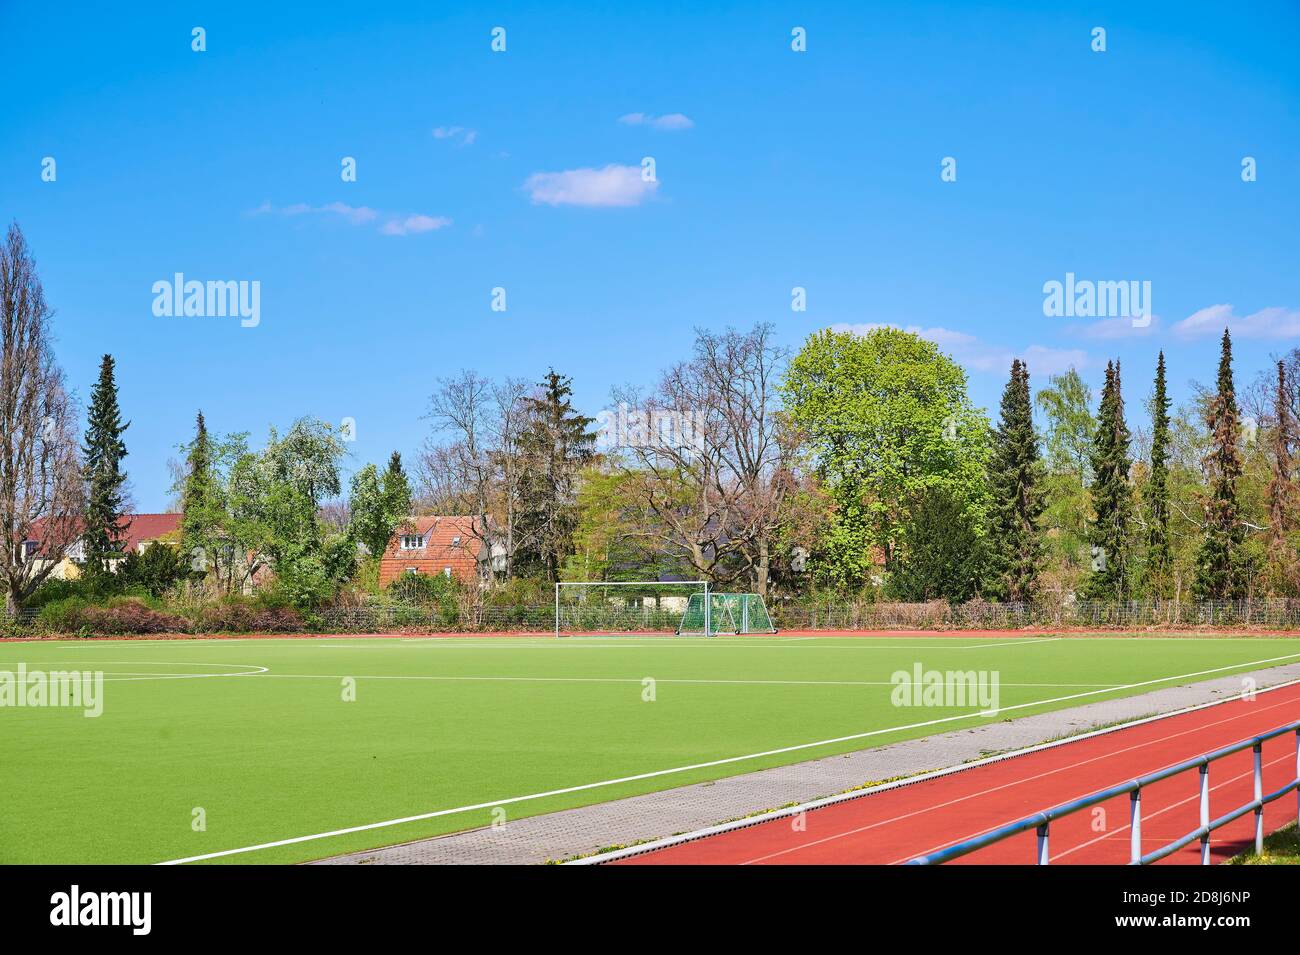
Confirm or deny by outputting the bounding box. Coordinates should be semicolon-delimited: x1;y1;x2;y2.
2;633;1298;864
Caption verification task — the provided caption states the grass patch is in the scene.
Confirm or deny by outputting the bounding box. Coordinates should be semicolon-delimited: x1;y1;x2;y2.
1230;822;1300;865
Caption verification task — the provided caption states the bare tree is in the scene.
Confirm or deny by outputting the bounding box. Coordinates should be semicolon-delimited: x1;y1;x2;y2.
488;377;530;578
417;370;533;580
612;324;806;596
0;223;85;612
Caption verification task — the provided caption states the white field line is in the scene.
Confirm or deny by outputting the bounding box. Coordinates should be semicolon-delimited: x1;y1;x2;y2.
37;638;1040;651
6;661;268;681
575;676;1300;866
1;658;1110;688
156;652;1300;865
314;640;1055;651
203;673;1121;689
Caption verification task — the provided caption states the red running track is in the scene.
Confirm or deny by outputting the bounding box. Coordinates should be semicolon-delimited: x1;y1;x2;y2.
617;683;1300;865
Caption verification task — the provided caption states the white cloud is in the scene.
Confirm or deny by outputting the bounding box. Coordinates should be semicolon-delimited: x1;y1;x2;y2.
256;201;379;225
618;112;694;131
1172;304;1300;339
831;323;1087;377
523;164;659;208
379;214;453;236
432;126;478;146
1065;315;1161;340
251;202;448;236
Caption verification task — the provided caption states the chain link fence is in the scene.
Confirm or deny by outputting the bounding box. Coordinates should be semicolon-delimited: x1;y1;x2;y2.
321;598;1300;634
10;598;1300;636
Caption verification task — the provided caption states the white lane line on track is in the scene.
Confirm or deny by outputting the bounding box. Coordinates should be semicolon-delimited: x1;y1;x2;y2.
572;678;1300;865
156;653;1300;865
1048;751;1295;862
735;694;1300;866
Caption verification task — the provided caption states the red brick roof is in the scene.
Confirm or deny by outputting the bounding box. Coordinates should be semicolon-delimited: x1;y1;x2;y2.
378;515;485;586
25;513;182;556
118;513;183;551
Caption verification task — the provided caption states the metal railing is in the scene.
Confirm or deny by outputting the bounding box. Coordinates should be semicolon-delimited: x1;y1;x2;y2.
907;721;1300;865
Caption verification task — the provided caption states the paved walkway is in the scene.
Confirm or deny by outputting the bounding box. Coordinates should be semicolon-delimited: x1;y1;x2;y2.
314;662;1300;865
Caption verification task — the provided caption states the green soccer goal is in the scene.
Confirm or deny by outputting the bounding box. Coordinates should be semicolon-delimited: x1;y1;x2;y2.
676;592;777;636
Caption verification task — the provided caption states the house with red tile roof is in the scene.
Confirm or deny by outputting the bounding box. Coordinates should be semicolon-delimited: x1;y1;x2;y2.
377;516;497;587
20;513;183;580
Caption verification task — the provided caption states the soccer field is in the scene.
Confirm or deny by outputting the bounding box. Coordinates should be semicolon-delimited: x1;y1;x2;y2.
3;633;1299;865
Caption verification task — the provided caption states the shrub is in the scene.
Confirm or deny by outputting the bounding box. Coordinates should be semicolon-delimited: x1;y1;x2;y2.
37;596;91;633
249;607;306;633
194;600;306;634
387;572;461;626
25;575;118;609
77;600;189;635
118;544;193;598
194;601;256;633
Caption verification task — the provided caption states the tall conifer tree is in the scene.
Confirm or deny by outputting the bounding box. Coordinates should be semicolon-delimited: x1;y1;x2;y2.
517;370;597;582
1084;361;1133;599
81;354;130;575
1266;360;1296;590
986;359;1045;600
1194;330;1245;599
381;451;412;521
1145;352;1172;589
180;410;219;578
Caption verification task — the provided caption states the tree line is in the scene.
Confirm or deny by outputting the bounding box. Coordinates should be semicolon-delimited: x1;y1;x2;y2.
4;219;1296;615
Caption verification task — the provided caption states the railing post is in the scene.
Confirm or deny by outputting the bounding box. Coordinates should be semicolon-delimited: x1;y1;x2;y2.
1036;822;1049;864
1295;728;1300;828
1130;788;1142;864
1253;742;1264;855
1199;764;1211;865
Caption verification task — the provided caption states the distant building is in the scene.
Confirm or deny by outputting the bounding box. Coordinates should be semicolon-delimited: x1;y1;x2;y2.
19;513;183;580
377;516;495;587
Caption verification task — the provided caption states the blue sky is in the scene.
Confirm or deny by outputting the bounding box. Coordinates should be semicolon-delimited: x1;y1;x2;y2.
1;1;1297;510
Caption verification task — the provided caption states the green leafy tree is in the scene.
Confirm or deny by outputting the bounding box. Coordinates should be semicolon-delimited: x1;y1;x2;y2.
176;416;350;606
1035;369;1095;483
782;327;990;590
1145;352;1173;592
1033;369;1095;593
1083;361;1134;600
81;354;130;576
516;370;597;582
1194;331;1246;599
246;418;350;605
119;542;191;597
986;360;1045;601
348;452;412;558
889;485;986;602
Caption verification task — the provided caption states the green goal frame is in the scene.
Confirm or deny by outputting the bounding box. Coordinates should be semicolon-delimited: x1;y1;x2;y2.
676;592;777;636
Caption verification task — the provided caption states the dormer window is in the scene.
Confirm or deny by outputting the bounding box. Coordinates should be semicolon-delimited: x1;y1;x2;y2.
400;534;426;550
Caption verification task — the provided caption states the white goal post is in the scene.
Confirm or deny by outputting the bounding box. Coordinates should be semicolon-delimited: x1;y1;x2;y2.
554;581;710;638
